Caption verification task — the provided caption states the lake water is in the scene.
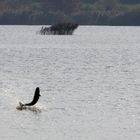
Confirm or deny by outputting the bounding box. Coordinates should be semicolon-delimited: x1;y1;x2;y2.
0;26;140;140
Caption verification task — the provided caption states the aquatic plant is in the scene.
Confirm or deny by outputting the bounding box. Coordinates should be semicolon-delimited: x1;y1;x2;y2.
40;22;79;35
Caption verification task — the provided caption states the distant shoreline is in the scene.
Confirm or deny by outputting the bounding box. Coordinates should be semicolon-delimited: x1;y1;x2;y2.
0;0;140;26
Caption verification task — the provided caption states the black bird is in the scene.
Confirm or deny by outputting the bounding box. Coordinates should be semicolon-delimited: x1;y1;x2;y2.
23;87;41;106
18;87;41;107
16;87;41;111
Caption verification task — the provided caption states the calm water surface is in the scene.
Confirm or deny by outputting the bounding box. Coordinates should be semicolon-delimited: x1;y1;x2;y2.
0;26;140;140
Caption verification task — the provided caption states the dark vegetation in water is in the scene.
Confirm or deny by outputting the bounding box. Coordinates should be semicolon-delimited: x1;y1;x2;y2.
40;23;78;35
0;0;140;25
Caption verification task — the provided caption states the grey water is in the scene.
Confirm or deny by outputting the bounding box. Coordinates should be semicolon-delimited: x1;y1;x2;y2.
0;26;140;140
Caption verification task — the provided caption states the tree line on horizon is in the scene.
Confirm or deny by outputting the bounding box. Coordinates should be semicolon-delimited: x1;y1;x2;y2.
0;0;140;25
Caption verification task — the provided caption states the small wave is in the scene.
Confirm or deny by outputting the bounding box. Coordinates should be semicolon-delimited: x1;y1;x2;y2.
16;104;42;113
